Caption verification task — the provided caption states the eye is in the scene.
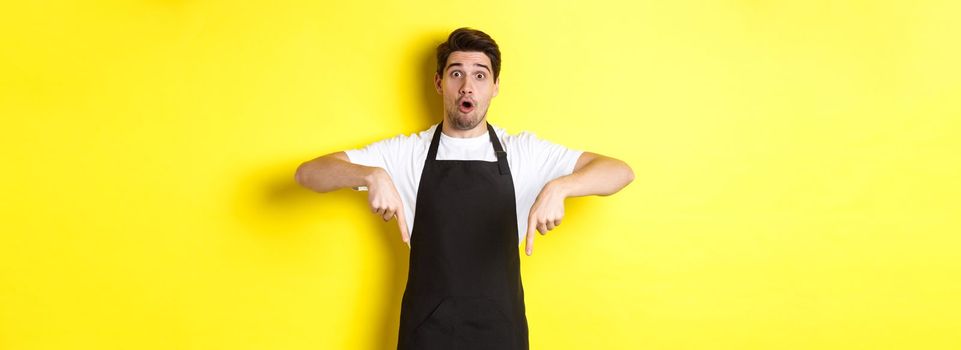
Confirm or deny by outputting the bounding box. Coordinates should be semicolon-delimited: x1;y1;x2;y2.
475;73;485;79
451;71;462;78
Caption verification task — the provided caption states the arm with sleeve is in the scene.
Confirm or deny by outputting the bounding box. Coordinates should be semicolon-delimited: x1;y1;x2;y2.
509;131;583;244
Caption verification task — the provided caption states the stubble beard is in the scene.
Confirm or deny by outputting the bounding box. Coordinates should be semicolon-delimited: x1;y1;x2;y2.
445;104;488;130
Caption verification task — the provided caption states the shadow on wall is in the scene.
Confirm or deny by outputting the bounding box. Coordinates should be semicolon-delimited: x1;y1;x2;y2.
232;159;410;349
410;30;446;127
232;33;452;349
234;30;609;349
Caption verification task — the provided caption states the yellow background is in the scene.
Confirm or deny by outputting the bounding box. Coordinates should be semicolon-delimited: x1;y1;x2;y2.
2;0;959;349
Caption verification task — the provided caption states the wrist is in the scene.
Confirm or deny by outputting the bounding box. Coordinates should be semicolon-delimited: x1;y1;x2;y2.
546;175;574;198
362;167;386;187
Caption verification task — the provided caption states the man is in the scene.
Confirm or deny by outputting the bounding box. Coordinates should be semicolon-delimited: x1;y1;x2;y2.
295;27;633;350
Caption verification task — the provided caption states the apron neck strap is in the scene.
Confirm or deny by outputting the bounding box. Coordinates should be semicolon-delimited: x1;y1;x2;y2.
487;123;510;175
427;121;511;176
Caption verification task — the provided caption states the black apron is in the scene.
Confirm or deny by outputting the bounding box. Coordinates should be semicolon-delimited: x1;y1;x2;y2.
397;121;529;350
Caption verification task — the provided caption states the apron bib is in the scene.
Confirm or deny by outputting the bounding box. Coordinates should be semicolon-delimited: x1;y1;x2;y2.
396;121;529;350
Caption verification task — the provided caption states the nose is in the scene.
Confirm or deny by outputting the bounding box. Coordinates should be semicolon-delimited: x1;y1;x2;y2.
458;79;473;95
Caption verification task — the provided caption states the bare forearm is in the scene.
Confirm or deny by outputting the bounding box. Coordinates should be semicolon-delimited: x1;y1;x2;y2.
549;156;634;197
294;152;381;193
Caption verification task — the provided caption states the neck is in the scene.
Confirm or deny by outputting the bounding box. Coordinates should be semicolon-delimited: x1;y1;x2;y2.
441;118;488;138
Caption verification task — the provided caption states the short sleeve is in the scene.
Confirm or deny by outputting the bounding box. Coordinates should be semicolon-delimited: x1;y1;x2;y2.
344;139;391;170
518;131;583;186
343;133;421;193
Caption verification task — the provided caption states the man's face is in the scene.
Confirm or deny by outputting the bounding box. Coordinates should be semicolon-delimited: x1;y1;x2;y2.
435;51;499;131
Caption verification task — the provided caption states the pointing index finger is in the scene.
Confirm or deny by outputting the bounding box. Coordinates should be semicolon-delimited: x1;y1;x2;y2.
525;215;536;256
396;207;410;244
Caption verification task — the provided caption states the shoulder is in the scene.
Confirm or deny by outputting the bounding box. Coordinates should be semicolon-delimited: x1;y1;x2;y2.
369;124;438;149
492;124;562;152
492;124;533;145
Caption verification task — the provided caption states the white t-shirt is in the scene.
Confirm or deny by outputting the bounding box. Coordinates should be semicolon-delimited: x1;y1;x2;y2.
345;123;583;245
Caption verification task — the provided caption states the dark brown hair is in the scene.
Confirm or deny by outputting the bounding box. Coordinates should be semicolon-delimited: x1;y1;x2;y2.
436;27;501;80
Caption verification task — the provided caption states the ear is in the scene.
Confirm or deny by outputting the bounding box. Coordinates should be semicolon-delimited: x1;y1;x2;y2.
434;73;443;95
492;77;499;98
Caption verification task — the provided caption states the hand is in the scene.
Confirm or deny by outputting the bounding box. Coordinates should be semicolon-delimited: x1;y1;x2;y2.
525;179;569;256
365;168;410;245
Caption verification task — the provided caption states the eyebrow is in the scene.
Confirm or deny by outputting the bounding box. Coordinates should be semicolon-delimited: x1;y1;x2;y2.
445;62;492;74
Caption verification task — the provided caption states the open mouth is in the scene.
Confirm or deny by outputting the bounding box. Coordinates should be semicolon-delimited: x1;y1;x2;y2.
458;100;475;113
